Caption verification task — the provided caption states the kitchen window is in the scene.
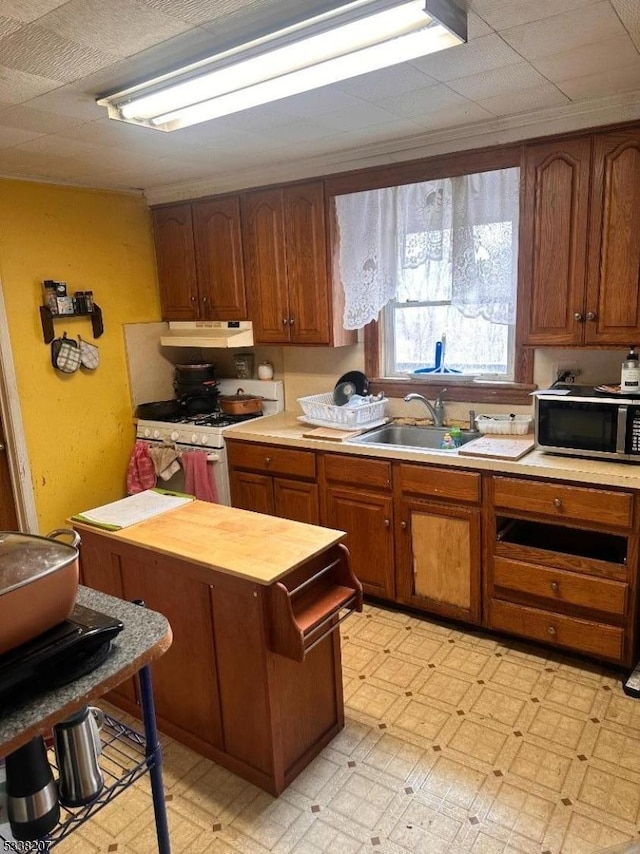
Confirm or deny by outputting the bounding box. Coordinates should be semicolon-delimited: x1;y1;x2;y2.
333;160;530;399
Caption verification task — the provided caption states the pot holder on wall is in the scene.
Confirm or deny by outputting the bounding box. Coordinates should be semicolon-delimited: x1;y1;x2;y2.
51;333;81;373
78;335;99;370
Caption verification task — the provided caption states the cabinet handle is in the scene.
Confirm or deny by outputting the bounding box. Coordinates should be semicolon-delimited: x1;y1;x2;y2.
289;318;295;326
586;311;597;321
553;497;562;509
190;295;197;303
282;318;289;326
547;626;557;636
401;521;407;530
573;312;583;321
265;456;272;465
202;296;208;303
384;518;390;527
550;581;560;592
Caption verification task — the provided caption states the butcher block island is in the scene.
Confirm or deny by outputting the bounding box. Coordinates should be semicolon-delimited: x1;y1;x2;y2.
74;501;362;796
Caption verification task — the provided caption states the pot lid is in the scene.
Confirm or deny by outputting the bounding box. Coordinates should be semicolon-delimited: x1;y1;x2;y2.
174;363;216;371
219;388;263;401
0;532;78;596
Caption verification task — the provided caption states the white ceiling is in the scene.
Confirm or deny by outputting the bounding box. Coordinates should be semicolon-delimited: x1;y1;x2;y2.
0;0;639;202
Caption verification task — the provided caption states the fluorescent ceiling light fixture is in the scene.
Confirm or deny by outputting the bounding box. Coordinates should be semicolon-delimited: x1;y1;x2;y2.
98;0;466;132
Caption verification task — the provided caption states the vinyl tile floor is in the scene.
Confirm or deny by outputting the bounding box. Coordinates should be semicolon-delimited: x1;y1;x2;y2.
56;604;640;854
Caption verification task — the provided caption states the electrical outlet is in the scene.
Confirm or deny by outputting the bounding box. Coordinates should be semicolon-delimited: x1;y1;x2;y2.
554;363;581;383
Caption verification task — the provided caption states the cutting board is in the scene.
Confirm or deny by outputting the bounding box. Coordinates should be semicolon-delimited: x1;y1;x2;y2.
458;435;535;461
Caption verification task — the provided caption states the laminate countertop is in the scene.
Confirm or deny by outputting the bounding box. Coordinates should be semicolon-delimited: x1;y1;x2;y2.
73;501;344;586
0;586;172;757
223;411;640;491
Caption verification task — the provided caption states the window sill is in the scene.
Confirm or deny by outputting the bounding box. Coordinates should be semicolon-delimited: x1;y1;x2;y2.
369;377;537;406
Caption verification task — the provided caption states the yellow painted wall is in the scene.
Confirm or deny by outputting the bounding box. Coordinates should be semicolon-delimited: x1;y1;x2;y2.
0;179;160;533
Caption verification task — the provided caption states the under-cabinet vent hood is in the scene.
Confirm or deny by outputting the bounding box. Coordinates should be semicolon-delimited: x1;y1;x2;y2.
161;321;254;348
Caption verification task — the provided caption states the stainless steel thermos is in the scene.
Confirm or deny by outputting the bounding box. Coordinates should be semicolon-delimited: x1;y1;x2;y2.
53;705;104;807
5;736;60;840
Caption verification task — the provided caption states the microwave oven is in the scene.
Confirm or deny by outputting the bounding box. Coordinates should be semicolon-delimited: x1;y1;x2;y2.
535;385;640;463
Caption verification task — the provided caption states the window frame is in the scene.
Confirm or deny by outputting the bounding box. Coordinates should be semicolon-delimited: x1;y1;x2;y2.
327;143;535;405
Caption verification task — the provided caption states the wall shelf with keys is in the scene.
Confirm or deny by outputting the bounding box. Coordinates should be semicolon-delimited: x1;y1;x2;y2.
40;304;104;344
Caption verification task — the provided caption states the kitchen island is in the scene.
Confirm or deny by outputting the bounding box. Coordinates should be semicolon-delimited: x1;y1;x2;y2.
74;501;362;796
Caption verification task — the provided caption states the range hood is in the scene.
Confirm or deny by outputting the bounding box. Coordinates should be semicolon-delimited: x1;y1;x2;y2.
160;321;254;348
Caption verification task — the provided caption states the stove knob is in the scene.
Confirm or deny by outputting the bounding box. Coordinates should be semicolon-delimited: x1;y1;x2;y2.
170;431;180;441
153;430;161;440
144;428;151;438
201;435;209;446
191;433;198;444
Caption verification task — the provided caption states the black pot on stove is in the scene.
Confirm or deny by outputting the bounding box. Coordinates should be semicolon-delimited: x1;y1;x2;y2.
174;363;216;384
179;388;220;415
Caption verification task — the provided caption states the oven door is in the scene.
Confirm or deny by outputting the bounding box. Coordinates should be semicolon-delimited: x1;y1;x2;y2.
140;441;231;506
536;398;620;457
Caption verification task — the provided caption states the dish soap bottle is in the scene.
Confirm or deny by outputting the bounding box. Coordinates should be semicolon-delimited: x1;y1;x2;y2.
621;345;640;393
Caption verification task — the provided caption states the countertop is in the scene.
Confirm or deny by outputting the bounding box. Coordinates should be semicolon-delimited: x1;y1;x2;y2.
223;412;640;490
74;501;344;586
0;586;172;756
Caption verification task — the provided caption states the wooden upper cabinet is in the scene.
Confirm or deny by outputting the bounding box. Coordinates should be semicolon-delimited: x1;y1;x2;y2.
152;204;199;320
519;139;591;346
193;196;247;320
586;131;640;345
243;188;290;344
284;182;330;344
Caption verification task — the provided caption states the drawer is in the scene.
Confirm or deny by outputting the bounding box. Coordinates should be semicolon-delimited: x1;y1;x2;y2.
227;442;316;479
489;599;624;662
493;476;633;529
324;454;391;490
493;557;627;618
398;464;480;503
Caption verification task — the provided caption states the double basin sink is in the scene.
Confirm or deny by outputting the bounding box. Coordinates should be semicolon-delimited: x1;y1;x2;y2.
347;424;481;452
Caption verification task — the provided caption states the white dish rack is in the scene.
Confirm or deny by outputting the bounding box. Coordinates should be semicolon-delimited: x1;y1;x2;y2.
475;414;533;435
297;392;388;430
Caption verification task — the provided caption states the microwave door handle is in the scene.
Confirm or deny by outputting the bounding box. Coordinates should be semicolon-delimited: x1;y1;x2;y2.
616;406;628;454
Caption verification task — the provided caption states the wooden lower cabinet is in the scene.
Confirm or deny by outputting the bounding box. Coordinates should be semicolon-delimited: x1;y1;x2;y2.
273;478;319;524
232;471;275;515
324;485;394;599
396;498;481;625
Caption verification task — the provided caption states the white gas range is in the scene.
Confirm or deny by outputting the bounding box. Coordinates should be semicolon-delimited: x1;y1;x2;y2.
135;379;284;505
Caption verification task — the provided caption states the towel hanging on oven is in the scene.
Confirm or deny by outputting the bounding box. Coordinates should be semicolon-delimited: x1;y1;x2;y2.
148;445;181;481
182;450;218;503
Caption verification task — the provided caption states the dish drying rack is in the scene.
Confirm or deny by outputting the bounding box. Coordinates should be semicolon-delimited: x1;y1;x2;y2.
298;392;387;430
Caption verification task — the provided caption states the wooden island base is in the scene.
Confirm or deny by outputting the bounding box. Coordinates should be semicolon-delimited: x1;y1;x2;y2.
75;502;362;795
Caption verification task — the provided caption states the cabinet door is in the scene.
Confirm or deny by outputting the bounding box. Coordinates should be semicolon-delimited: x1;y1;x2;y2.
274;477;320;524
230;470;275;515
120;553;223;748
586;131;640;344
284;182;330;344
519;139;591;345
152;204;199;320
243;188;290;343
397;498;481;624
193;196;247;320
324;486;394;599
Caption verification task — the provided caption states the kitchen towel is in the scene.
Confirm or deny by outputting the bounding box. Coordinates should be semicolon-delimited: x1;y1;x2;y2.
148;446;181;481
181;450;218;503
126;441;156;494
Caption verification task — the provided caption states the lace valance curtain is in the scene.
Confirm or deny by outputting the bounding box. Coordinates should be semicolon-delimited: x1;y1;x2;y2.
335;167;520;330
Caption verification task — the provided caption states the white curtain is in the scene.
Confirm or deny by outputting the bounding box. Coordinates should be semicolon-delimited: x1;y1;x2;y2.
335;167;520;330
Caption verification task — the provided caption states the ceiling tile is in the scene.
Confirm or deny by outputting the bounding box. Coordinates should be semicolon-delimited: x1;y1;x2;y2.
0;1;68;23
336;64;435;101
501;2;626;61
533;34;640;82
276;86;367;119
468;0;604;31
210;102;297;133
22;83;105;120
39;0;190;57
412;102;495;130
0;24;119;82
0;125;43;149
467;11;494;40
0;103;88;133
410;34;521;82
8;133;102;158
374;84;469;118
0;14;19;37
0;64;60;103
261;116;349;141
448;61;547;100
611;0;640;51
138;0;266;26
557;61;640;99
479;83;570;115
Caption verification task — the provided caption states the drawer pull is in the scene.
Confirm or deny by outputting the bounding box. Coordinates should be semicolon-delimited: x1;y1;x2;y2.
550;581;559;592
586;311;597;321
573;311;583;321
401;521;407;530
553;498;562;509
548;626;557;636
265;456;272;465
384;518;390;527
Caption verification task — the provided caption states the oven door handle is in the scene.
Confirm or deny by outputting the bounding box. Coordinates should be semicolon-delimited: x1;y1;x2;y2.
616;405;628;454
206;453;220;462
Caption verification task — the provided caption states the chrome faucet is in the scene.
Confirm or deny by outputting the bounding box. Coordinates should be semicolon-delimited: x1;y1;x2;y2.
404;389;447;427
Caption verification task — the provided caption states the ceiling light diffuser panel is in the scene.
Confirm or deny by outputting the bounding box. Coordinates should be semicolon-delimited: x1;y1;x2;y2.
98;0;467;132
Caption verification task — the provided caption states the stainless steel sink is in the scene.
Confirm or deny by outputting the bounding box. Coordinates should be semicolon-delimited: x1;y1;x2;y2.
347;424;481;451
